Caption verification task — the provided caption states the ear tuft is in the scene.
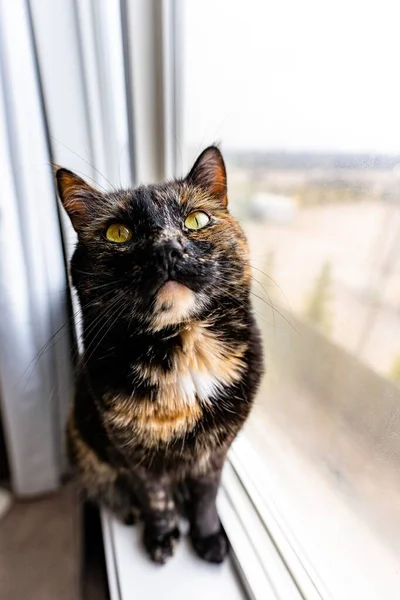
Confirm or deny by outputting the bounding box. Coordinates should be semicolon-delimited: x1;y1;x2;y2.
186;146;228;206
55;168;100;231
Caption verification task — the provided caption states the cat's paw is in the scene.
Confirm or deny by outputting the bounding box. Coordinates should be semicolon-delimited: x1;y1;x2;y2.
143;526;180;564
191;527;229;564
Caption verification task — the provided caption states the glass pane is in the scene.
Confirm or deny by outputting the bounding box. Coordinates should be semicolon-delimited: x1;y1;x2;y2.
180;1;400;597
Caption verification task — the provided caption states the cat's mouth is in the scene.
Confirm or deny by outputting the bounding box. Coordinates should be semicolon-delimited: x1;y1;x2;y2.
155;272;192;294
152;279;197;329
157;280;192;306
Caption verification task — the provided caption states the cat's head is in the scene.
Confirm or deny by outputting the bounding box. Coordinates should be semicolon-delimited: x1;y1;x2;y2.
56;146;250;330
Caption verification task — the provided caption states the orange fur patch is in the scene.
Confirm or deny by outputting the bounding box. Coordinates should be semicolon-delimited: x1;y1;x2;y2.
56;169;97;230
67;408;118;489
107;398;202;445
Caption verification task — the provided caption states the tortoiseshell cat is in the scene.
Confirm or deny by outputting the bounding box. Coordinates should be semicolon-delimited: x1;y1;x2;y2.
56;147;263;564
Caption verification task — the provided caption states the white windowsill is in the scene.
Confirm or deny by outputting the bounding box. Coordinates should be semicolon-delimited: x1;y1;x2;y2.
101;507;246;600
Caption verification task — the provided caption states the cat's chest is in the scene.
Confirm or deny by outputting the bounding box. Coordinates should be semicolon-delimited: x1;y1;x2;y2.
105;324;247;444
135;324;246;404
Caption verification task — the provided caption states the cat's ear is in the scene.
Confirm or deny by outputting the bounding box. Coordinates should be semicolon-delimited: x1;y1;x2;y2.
186;146;228;206
54;166;102;231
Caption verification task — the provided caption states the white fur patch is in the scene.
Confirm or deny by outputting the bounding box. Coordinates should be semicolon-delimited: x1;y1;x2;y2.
176;369;221;405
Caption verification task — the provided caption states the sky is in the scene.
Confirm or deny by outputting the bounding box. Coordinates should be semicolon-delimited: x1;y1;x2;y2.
182;0;400;155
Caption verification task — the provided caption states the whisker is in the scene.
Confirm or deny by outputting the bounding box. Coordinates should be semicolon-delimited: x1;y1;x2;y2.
81;297;127;367
22;287;120;386
247;261;293;310
214;267;296;331
50;136;117;191
250;291;297;332
251;274;277;334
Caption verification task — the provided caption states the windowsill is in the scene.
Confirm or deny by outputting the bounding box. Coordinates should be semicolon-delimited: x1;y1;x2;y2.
101;509;245;600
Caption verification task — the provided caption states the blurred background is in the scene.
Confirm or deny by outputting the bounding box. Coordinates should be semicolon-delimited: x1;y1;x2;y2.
1;0;400;599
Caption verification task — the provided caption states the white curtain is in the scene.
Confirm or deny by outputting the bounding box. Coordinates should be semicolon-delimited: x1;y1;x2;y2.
0;0;72;496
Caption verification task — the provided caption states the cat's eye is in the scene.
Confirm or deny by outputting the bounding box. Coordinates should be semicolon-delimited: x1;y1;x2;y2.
105;223;133;243
184;211;210;231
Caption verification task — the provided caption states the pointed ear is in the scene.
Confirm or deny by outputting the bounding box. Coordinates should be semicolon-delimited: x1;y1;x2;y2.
54;166;101;231
186;146;228;206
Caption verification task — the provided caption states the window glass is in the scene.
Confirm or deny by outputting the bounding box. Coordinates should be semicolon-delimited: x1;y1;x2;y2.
181;1;400;597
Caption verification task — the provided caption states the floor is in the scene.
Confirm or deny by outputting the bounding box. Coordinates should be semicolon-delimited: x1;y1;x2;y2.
0;482;80;600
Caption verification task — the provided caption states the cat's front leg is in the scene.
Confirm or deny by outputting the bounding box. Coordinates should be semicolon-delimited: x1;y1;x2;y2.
131;471;180;564
186;467;229;564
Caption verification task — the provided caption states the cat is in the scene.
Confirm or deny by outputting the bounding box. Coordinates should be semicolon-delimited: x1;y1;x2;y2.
56;146;263;564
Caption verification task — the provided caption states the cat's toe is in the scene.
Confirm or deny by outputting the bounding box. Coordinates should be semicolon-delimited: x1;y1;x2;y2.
191;527;229;564
123;513;136;526
123;505;140;526
143;526;180;564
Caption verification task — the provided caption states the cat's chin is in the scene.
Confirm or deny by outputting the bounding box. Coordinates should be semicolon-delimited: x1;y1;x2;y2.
151;280;196;330
157;280;190;299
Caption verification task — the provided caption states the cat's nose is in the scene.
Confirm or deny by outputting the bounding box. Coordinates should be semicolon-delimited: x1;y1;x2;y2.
156;239;185;270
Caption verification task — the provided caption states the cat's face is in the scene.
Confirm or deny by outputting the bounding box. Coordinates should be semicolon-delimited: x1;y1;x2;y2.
56;147;250;329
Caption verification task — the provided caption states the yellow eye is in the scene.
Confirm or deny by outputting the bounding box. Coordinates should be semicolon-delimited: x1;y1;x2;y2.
184;211;210;231
105;223;132;243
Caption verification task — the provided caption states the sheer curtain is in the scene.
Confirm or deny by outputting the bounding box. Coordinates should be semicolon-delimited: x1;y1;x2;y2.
0;0;72;496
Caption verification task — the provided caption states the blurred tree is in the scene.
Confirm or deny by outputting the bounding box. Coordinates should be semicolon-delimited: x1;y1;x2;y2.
304;261;333;334
389;354;400;384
